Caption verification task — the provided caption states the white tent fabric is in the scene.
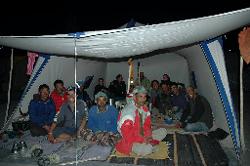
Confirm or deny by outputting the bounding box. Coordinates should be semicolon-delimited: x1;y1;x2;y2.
200;39;240;157
0;8;250;58
1;7;250;160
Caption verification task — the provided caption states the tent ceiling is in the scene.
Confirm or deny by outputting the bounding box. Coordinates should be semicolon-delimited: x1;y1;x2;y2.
0;8;250;59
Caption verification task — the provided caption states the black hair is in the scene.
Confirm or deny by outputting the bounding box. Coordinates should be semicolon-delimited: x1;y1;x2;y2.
151;80;159;87
98;78;104;81
38;84;50;92
116;74;122;80
54;79;64;87
160;82;169;87
171;82;178;87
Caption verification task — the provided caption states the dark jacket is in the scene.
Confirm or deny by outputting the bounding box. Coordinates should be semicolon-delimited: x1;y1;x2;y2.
94;85;108;96
108;80;126;100
28;98;56;127
187;95;213;129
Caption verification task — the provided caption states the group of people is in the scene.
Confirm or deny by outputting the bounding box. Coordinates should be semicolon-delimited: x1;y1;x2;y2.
27;75;212;156
28;80;119;144
148;75;213;133
27;78;167;155
27;26;250;156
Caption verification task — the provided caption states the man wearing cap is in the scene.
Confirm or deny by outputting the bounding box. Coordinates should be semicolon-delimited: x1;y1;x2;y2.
48;86;87;143
87;91;118;133
116;86;167;155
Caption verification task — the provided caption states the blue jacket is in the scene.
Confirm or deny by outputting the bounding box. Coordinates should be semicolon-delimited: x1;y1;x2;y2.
87;105;118;133
28;98;56;127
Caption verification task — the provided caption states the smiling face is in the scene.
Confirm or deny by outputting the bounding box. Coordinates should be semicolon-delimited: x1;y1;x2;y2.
67;90;76;104
152;81;159;90
186;86;195;99
39;87;50;101
171;85;179;95
134;93;147;107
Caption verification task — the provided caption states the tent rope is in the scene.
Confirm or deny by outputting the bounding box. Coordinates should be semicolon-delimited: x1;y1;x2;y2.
3;48;14;127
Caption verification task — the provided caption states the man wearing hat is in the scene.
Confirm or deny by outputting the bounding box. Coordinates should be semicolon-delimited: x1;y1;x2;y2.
87;91;118;133
47;86;87;143
116;86;167;155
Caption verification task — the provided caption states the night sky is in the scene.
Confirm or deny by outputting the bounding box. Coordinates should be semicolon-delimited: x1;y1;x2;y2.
0;1;249;35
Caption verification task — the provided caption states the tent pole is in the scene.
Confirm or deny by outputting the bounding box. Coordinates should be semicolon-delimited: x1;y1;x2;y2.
73;36;78;164
3;49;14;128
240;58;245;153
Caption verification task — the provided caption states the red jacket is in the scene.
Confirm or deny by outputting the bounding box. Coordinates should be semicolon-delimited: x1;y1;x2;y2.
50;89;68;113
116;104;152;155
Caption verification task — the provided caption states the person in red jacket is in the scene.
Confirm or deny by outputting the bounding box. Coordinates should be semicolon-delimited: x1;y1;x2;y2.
50;80;68;113
116;86;162;155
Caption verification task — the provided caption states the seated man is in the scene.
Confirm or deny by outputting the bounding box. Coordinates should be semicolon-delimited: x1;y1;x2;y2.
150;80;160;109
116;86;166;156
108;74;127;101
28;84;56;137
170;83;189;120
94;78;109;97
50;79;68;113
48;86;87;143
158;82;172;115
178;86;213;132
87;91;118;133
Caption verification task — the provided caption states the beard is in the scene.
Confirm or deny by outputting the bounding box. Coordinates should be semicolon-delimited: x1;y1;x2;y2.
136;101;145;107
98;105;106;112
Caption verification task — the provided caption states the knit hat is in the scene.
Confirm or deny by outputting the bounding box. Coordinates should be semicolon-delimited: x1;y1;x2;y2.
95;91;108;100
132;86;147;95
76;80;84;88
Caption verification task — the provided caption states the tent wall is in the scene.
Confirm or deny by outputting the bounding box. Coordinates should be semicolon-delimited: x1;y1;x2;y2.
177;44;236;155
201;39;240;157
106;53;190;88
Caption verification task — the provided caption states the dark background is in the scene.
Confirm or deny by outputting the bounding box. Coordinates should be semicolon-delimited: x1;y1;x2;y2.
0;0;249;35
